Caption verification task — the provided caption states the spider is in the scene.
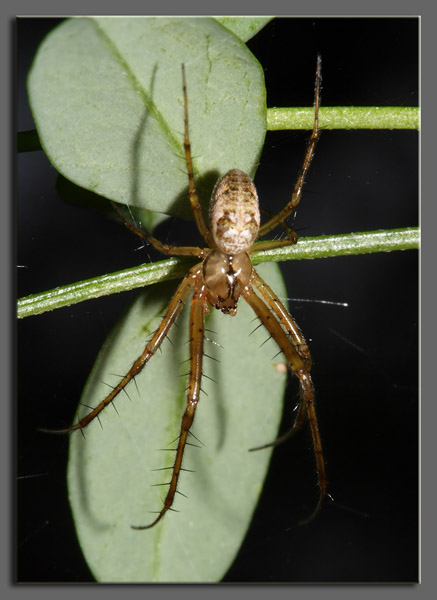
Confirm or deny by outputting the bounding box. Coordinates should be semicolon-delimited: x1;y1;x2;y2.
50;55;326;530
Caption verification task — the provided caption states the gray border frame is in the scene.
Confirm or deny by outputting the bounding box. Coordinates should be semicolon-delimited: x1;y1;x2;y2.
6;0;431;596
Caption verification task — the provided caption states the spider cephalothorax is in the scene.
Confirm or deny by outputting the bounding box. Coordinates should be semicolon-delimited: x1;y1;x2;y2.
48;57;326;530
203;247;252;315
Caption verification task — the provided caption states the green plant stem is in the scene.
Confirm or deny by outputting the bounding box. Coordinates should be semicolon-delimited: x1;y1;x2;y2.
267;106;419;130
16;106;420;153
17;227;419;319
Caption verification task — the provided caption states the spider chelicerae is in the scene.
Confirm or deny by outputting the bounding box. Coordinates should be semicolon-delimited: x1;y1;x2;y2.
50;55;326;530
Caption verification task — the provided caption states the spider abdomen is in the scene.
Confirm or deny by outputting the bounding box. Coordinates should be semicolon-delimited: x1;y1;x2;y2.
209;169;260;255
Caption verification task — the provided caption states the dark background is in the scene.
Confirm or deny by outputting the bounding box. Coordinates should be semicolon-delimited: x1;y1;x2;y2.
17;17;418;583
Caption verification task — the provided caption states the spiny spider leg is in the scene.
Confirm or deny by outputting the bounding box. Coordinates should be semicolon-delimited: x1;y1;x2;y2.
242;278;326;523
251;269;311;368
247;270;311;451
106;63;213;258
258;53;322;239
259;208;299;245
132;277;206;529
249;398;307;452
42;267;201;434
181;64;213;249
110;201;206;259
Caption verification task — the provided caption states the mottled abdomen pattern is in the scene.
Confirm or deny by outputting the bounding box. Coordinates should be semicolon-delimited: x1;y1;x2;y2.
209;169;260;254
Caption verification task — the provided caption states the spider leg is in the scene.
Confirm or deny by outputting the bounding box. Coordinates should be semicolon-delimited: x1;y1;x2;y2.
249;397;307;451
41;266;201;434
251;236;299;253
251;269;311;368
242;276;327;523
258;54;322;239
259;208;297;240
245;271;310;448
111;200;206;258
132;278;206;529
106;63;216;258
252;216;299;253
181;64;213;249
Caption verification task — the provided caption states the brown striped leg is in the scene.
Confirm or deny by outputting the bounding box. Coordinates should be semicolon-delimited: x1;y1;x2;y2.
42;266;201;434
243;277;327;523
251;269;311;369
111;200;206;258
108;63;215;256
258;54;322;238
249;395;307;452
248;270;311;450
181;64;213;248
132;277;206;529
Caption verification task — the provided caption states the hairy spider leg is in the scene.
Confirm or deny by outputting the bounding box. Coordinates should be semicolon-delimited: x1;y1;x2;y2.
251;270;311;368
111;200;205;258
44;65;214;503
257;54;322;243
132;274;206;529
181;64;213;248
249;399;307;452
242;277;326;523
247;269;311;451
106;65;212;257
42;267;200;434
258;208;299;246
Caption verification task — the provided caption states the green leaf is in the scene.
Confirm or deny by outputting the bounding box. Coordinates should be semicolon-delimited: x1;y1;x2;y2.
27;17;266;220
67;262;287;583
214;16;273;42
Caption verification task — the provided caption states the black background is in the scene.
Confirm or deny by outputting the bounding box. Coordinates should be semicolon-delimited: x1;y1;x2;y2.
17;17;418;583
